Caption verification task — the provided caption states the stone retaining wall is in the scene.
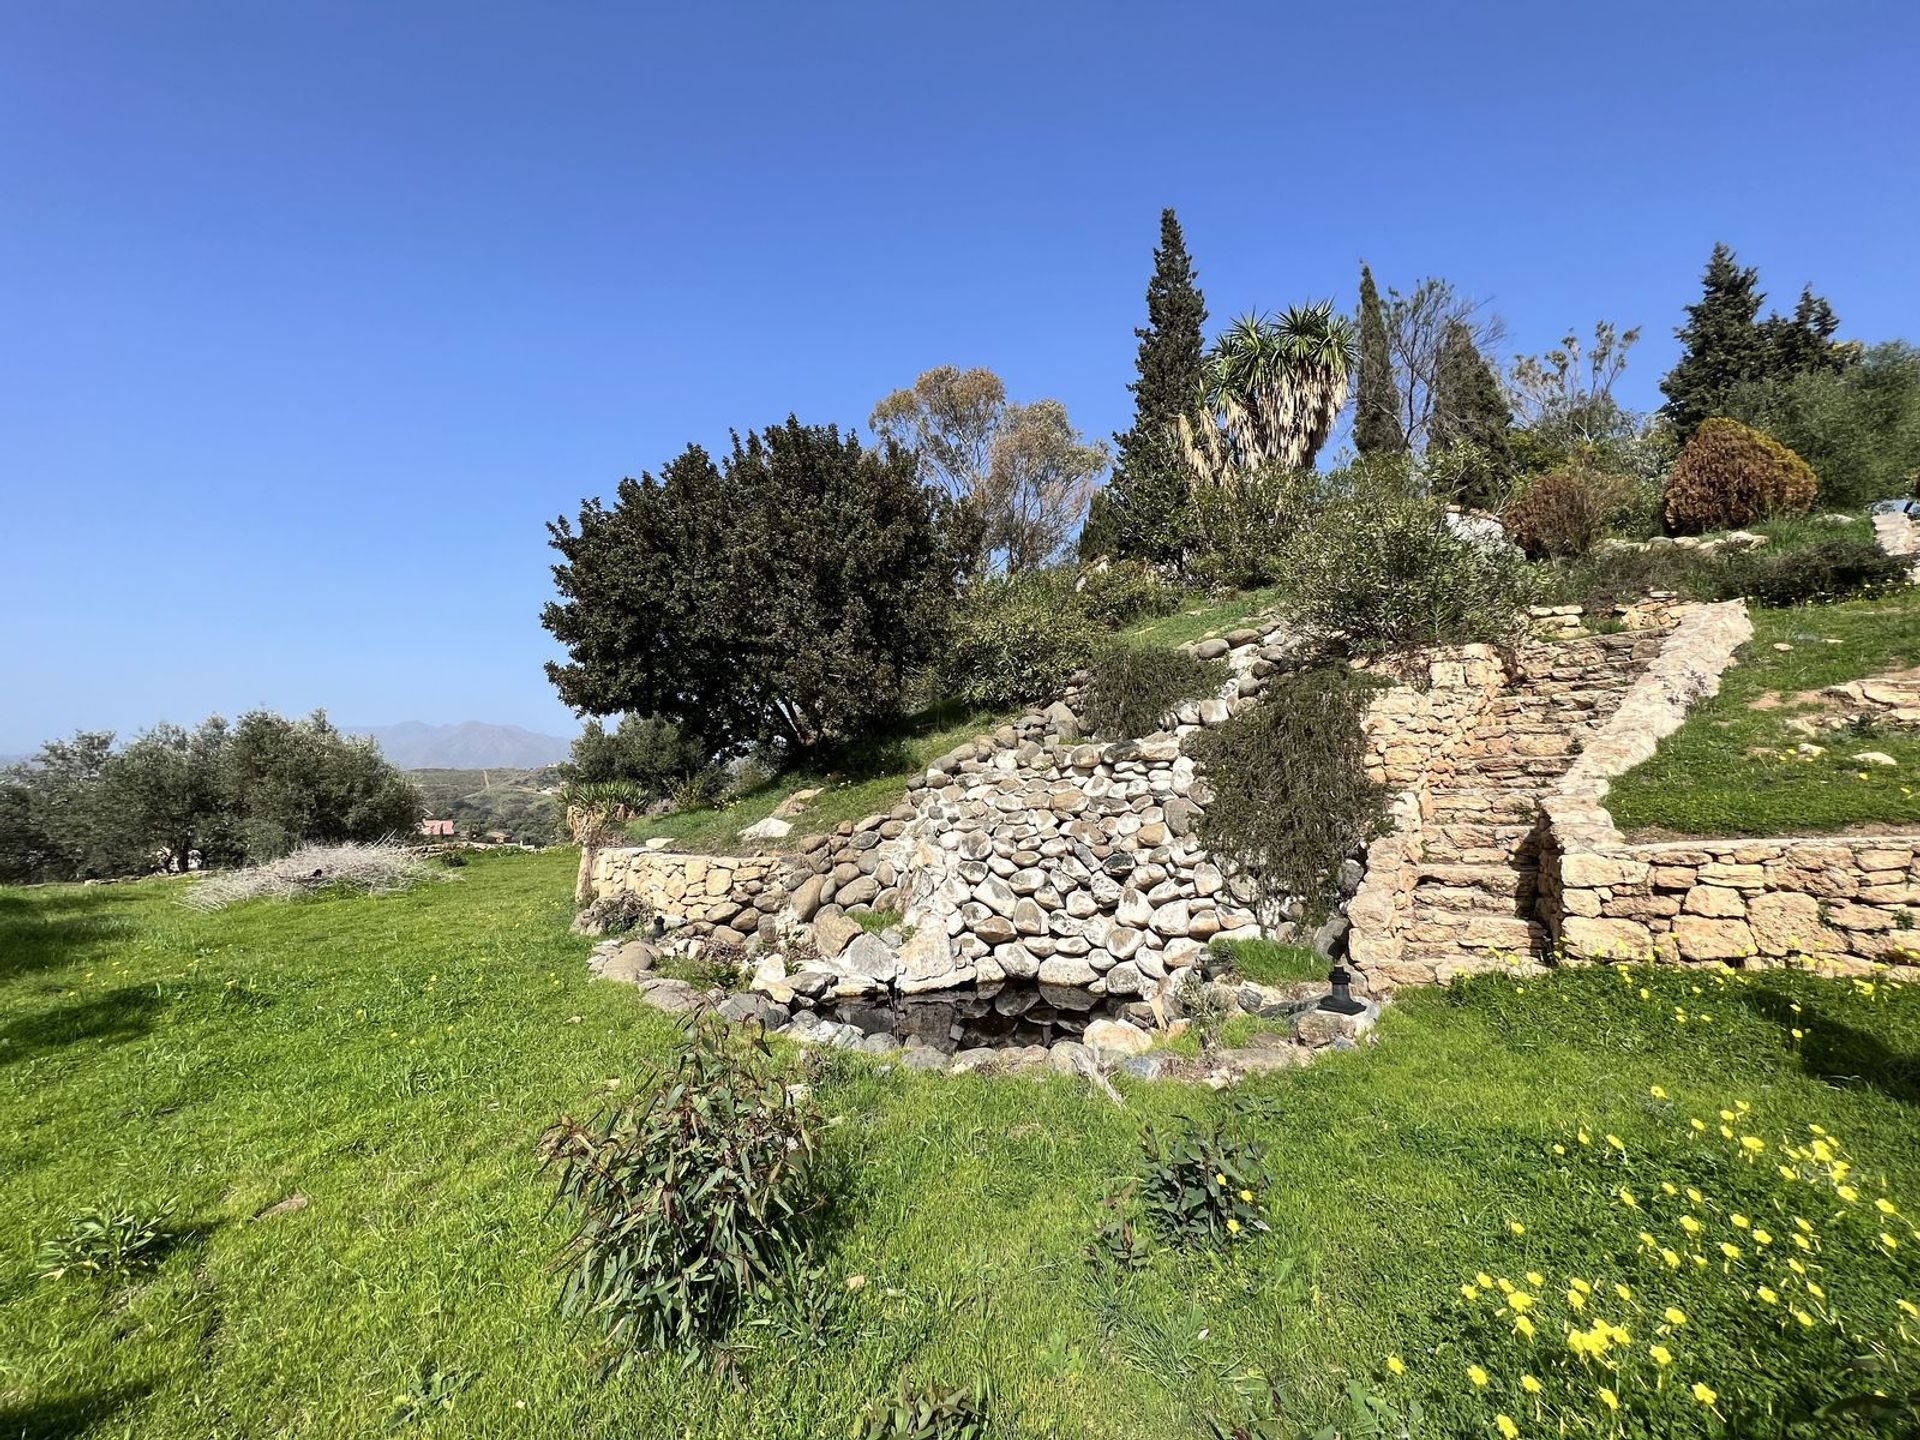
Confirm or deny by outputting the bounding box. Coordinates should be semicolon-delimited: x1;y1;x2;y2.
1550;835;1919;972
586;850;783;933
1537;598;1920;974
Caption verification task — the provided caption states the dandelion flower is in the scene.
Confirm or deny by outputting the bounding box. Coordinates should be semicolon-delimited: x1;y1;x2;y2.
1731;1214;1750;1229
1614;1282;1632;1302
1757;1286;1778;1305
1522;1374;1543;1394
1620;1188;1639;1209
1515;1314;1536;1339
1469;1364;1490;1388
1665;1307;1688;1326
1661;1247;1681;1269
1877;1198;1899;1216
1720;1242;1743;1261
1651;1344;1673;1366
1510;1221;1526;1236
1651;1085;1667;1099
1526;1271;1544;1288
1214;1172;1227;1186
1600;1387;1619;1411
1226;1218;1241;1235
1240;1189;1253;1203
1567;1289;1586;1311
1386;1355;1405;1376
1693;1382;1718;1406
1495;1416;1519;1440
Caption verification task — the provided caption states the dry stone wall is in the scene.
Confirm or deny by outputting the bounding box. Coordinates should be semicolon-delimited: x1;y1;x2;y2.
1537;598;1920;975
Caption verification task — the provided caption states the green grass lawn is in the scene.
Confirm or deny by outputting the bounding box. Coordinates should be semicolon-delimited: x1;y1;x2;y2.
1121;587;1281;651
1606;586;1920;838
6;853;1920;1437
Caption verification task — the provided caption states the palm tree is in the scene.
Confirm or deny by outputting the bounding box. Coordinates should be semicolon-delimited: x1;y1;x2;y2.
1177;302;1357;485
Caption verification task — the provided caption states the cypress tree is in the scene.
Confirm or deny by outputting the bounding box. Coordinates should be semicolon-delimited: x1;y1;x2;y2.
1105;208;1207;565
1660;242;1772;440
1353;262;1405;456
1429;320;1513;509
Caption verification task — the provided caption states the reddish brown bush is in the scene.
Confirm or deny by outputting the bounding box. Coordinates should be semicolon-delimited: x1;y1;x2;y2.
1662;418;1817;534
1503;469;1611;558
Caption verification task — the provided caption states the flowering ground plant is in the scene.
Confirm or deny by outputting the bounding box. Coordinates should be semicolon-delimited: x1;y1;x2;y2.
1378;1087;1919;1437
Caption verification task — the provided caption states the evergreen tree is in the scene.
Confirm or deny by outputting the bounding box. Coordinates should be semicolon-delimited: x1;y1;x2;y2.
1660;242;1771;440
1107;208;1207;565
1663;245;1851;440
1353;263;1405;456
1763;285;1849;377
1429;319;1512;508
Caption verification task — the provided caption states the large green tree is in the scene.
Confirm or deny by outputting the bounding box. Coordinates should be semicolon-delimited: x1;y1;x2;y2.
544;419;954;759
1353;263;1405;456
1661;243;1850;440
1104;208;1208;564
1428;320;1513;507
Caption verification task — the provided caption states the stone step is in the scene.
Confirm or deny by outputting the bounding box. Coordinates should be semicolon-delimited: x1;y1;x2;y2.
1411;884;1534;915
1416;863;1532;897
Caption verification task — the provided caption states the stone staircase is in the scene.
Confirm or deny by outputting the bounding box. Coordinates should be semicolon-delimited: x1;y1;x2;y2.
1396;634;1656;974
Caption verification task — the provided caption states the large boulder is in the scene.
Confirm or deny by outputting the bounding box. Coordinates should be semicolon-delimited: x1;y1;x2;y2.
812;911;862;959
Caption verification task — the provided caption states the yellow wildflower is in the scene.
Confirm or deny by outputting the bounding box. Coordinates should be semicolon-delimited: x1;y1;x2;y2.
1469;1364;1489;1388
1240;1189;1253;1203
1693;1382;1718;1406
1620;1188;1639;1209
1651;1344;1673;1366
1651;1085;1667;1099
1614;1282;1632;1302
1661;1247;1682;1269
1664;1307;1688;1326
1521;1374;1543;1395
1515;1314;1536;1339
1226;1218;1241;1235
1731;1214;1750;1229
1599;1387;1619;1411
1757;1286;1779;1305
1525;1271;1544;1288
1720;1242;1742;1261
1567;1288;1586;1312
1386;1355;1405;1376
1687;1187;1705;1205
1509;1221;1526;1236
1495;1417;1519;1440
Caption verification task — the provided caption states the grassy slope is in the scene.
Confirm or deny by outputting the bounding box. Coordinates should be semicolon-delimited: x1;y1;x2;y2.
5;853;1919;1437
620;589;1283;857
1607;586;1920;837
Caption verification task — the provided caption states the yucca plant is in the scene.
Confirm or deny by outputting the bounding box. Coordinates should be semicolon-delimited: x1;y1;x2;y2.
1178;302;1357;490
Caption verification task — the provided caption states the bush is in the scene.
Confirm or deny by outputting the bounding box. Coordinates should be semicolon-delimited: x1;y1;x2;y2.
942;575;1101;709
1534;545;1719;610
1072;558;1180;629
1189;667;1387;927
1721;342;1920;511
1662;417;1818;534
33;1202;176;1282
1706;537;1908;608
539;1016;821;1362
1079;646;1227;739
1138;1122;1270;1249
182;841;434;912
1185;466;1309;591
1279;492;1533;653
1502;465;1657;559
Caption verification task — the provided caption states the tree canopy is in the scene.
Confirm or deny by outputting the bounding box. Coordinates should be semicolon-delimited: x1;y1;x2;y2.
544;418;955;759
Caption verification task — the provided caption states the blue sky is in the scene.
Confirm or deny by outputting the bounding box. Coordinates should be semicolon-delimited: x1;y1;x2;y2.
2;1;1916;753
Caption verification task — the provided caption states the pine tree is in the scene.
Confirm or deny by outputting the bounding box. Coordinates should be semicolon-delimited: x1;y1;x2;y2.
1429;320;1512;508
1660;243;1773;440
1763;284;1850;377
1353;263;1405;456
1105;208;1207;565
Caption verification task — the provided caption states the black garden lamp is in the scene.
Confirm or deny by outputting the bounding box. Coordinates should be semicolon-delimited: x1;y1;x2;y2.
1320;962;1366;1016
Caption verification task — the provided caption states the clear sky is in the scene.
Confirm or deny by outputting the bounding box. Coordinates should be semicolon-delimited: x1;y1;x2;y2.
3;1;1916;753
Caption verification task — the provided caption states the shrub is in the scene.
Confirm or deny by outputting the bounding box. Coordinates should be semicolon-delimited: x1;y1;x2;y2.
1705;537;1907;608
1189;667;1388;926
1079;646;1228;739
1503;467;1643;558
1662;417;1818;534
942;575;1101;709
1279;493;1533;653
1073;558;1180;629
858;1378;995;1440
1138;1122;1270;1249
182;840;433;912
539;1016;821;1361
1185;466;1310;591
33;1202;176;1282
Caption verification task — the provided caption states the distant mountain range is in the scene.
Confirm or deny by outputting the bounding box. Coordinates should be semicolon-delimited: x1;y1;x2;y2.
353;721;575;771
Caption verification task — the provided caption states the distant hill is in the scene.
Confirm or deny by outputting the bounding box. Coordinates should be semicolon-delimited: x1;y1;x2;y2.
353;721;575;770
